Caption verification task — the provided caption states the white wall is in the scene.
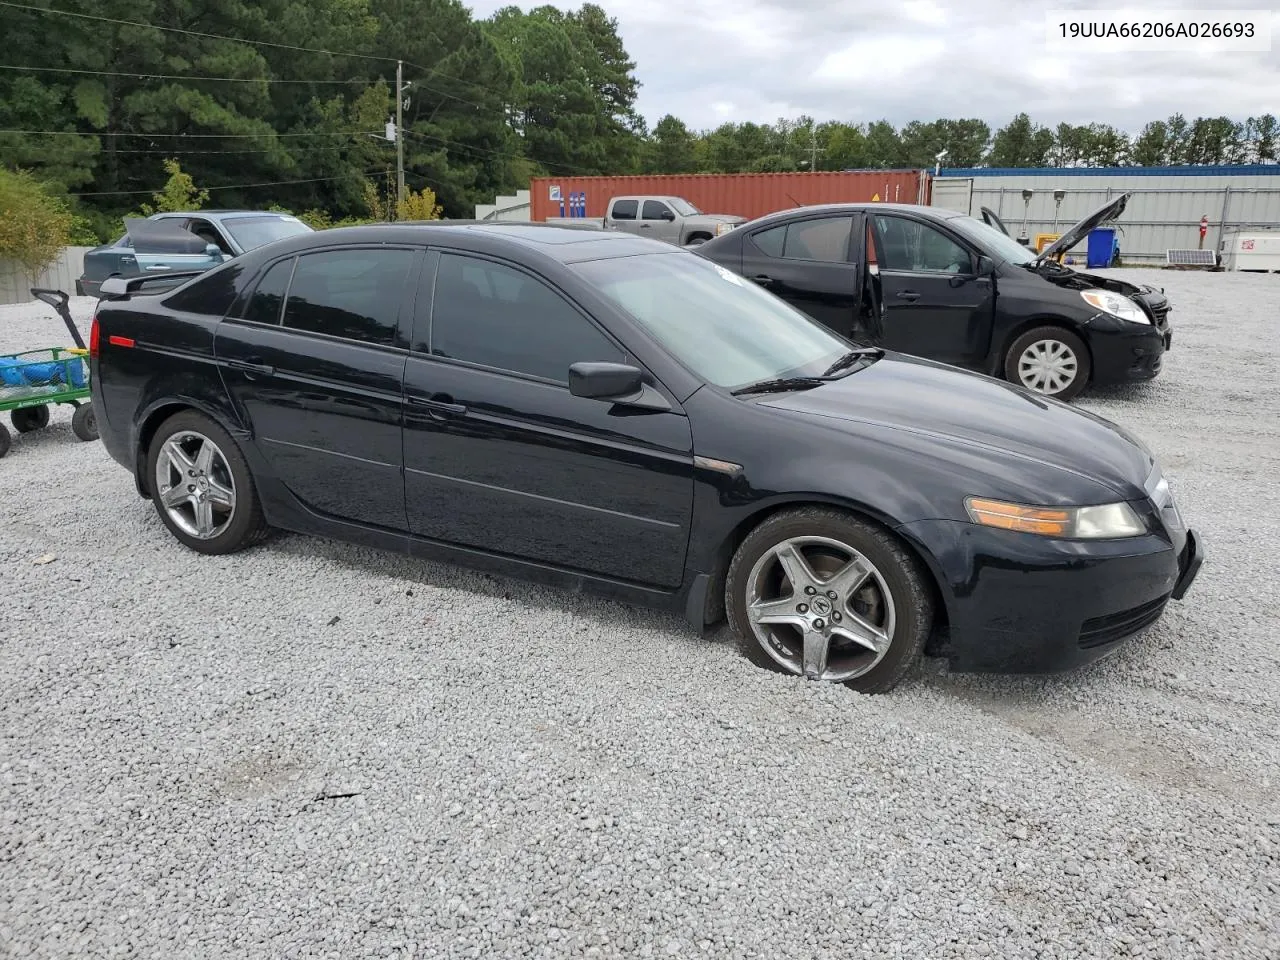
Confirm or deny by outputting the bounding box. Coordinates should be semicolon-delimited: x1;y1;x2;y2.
0;246;94;305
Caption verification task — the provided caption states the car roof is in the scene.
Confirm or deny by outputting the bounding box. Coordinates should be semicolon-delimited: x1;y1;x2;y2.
153;210;299;221
740;202;965;226
277;221;679;264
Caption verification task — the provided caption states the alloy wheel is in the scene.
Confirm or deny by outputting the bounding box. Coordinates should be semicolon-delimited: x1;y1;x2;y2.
153;430;237;540
744;535;896;682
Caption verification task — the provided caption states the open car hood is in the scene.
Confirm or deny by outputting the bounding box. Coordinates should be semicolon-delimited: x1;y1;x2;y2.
1035;193;1131;262
123;217;209;255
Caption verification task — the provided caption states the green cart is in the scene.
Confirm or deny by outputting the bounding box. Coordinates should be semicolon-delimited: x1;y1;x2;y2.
0;288;99;459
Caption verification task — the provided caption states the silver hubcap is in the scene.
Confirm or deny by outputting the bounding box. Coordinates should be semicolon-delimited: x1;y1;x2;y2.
1018;339;1078;395
154;431;236;540
745;536;896;682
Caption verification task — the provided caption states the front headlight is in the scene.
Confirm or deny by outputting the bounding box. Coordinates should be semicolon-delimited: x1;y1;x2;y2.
965;496;1147;539
1080;289;1149;324
715;222;737;236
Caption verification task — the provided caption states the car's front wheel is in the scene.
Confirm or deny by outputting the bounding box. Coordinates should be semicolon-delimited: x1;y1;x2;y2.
725;507;934;694
145;410;270;555
1004;326;1091;401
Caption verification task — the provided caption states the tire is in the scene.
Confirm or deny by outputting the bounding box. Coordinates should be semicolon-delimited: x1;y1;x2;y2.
144;409;270;555
71;402;98;441
725;506;934;694
684;234;711;246
11;405;50;433
1003;326;1091;401
0;424;10;459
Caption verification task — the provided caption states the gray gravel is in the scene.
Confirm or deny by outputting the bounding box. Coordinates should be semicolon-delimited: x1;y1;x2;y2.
2;269;1278;959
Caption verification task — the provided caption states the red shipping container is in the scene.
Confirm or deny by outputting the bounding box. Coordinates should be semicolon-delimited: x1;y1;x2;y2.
531;171;931;222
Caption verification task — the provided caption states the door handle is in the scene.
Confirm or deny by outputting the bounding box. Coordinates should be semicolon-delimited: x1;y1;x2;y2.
226;359;275;377
895;290;921;301
752;275;773;286
640;223;652;229
409;395;467;415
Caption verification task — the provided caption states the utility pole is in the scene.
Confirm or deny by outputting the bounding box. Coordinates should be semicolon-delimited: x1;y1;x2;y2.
809;127;818;171
395;59;405;211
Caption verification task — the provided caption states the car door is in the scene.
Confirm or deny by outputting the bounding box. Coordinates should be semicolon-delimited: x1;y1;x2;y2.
606;198;640;235
866;213;995;366
640;199;679;243
401;249;695;588
185;216;235;259
214;245;420;531
738;213;861;336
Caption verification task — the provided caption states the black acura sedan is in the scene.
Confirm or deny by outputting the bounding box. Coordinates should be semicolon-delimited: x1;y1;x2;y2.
694;195;1173;401
89;223;1202;693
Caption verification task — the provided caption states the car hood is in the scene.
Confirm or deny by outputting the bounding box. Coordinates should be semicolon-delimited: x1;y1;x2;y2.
756;354;1155;502
696;214;747;225
1037;193;1131;262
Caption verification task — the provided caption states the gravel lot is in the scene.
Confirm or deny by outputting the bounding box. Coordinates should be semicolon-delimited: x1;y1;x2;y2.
2;269;1278;959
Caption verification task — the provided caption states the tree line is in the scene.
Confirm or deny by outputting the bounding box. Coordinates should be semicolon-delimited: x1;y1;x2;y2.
0;0;1276;248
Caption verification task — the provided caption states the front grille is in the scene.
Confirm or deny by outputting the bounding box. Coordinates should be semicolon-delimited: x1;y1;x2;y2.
1078;594;1170;650
1149;303;1170;328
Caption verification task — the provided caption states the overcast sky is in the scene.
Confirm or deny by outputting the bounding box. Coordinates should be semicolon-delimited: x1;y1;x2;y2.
464;0;1279;134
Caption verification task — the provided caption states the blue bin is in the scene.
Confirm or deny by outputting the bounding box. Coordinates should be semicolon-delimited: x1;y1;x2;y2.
1087;228;1118;268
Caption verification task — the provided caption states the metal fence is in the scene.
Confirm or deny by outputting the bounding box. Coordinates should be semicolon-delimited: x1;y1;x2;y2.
930;168;1280;264
0;247;93;306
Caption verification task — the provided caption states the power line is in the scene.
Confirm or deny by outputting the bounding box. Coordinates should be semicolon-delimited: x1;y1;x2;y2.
66;171;386;198
0;129;379;139
0;0;399;64
403;129;591;175
0;64;378;84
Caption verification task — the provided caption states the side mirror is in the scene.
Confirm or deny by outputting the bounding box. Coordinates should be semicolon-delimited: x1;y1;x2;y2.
569;361;644;400
205;243;225;259
661;210;675;221
568;362;672;412
99;276;129;299
976;255;996;276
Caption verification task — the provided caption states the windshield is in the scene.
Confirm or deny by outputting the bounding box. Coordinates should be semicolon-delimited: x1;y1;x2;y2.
948;215;1038;265
220;215;313;251
572;252;850;391
669;198;701;216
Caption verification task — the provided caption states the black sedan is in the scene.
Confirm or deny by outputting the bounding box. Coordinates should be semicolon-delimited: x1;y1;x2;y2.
88;223;1202;693
695;195;1173;401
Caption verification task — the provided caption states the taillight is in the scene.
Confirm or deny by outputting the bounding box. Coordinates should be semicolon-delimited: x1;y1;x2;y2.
89;314;100;358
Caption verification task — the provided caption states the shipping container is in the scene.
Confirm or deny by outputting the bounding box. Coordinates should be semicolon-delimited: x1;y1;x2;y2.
530;171;930;223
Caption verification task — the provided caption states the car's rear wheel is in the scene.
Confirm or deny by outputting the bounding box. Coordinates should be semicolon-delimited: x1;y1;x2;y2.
145;410;269;555
725;507;934;694
1004;326;1090;401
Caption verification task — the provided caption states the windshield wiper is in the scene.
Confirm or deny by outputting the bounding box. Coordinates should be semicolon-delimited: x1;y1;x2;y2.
821;348;883;377
730;376;828;396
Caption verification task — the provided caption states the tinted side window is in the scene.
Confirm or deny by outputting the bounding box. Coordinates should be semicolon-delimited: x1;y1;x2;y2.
782;216;852;263
243;258;295;326
430;253;625;383
282;249;414;347
641;200;670;220
611;200;638;220
750;225;786;257
874;216;973;274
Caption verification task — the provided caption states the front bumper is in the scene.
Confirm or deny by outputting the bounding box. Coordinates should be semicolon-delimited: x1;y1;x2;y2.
897;519;1203;674
1087;318;1169;385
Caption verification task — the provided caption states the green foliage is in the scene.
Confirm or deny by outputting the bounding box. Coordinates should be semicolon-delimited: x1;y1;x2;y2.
138;159;210;215
0;169;74;273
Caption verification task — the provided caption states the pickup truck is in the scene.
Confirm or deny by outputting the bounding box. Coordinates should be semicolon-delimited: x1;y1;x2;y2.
546;196;746;246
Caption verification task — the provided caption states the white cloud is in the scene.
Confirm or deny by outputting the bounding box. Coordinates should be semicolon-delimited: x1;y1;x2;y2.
463;0;1280;134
